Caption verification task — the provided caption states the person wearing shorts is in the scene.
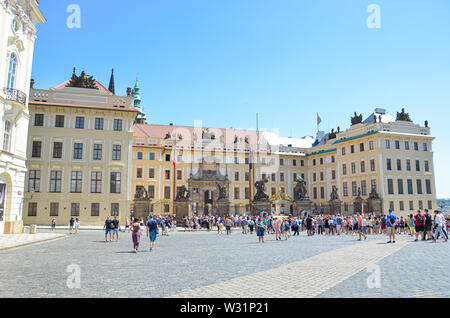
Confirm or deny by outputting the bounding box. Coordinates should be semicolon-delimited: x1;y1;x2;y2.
386;209;396;243
112;216;120;242
414;210;425;241
104;216;113;242
147;216;158;251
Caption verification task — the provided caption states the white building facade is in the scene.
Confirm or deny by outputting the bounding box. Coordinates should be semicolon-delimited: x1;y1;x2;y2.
0;0;45;233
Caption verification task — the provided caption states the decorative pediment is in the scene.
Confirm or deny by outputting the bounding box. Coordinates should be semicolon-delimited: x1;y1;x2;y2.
66;70;98;89
8;37;25;52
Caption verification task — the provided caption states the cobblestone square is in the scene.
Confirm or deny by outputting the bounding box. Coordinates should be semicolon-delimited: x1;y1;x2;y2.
0;228;448;298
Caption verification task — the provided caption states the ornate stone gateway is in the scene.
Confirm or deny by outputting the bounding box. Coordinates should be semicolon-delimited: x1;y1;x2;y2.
175;160;231;220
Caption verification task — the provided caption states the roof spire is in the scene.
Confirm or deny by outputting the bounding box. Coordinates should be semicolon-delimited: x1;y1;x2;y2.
133;73;146;124
108;68;115;95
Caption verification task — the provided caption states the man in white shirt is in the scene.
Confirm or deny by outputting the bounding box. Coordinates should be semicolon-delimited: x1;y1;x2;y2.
433;210;448;242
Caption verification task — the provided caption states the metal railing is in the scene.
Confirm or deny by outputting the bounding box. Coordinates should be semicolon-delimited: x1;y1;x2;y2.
3;88;27;105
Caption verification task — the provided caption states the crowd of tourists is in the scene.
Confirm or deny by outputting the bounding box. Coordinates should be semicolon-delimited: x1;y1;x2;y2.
92;209;448;252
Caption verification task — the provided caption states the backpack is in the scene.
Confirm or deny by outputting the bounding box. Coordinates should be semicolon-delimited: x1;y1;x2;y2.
417;214;424;223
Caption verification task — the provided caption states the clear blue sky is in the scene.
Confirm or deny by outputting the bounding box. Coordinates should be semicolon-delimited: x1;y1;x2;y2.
32;0;450;197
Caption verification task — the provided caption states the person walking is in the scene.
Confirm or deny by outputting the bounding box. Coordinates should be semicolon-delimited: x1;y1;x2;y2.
386;209;397;243
69;217;75;234
423;210;434;241
414;210;425;241
256;217;265;243
432;210;448;243
131;218;141;253
51;218;56;231
125;217;130;233
357;213;367;241
103;216;113;242
112;216;120;242
74;218;80;234
147;216;159;251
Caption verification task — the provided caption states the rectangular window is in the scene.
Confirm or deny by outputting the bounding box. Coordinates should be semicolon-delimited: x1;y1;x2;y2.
55;115;64;128
407;179;413;195
313;173;317;182
293;159;297;166
395;140;400;149
112;145;121;161
49;171;62;193
370;159;376;172
352;182;357;196
271;173;276;182
34;114;44;127
91;203;100;216
28;170;41;192
71;203;80;216
424;160;429;172
428;200;432;210
73;143;83;160
280;159;284;166
332;170;336;180
164;170;170;180
360;143;364;152
320;172;324;181
385;140;390;149
425;180;432;194
387;179;394;195
342;147;346;155
343;182;348;197
2;120;11;152
90;144;101;161
416;179;423;195
164;186;171;199
114;119;123;131
28;202;37;217
137;168;143;178
371;180;377;193
360;161;365;173
111;203;119;217
53;142;63;159
75;117;85;129
71;171;82;193
320;187;325;199
91;172;102;193
414;142;418;151
342;164;347;175
351;162;356;174
148;185;155;199
369;141;374;150
423;143;428;151
110;172;121;193
234;187;240;199
50;203;59;216
406;160;411;171
280;173;285;182
137;152;143;160
415;160;420;172
235;172;239;181
149;153;155;160
397;159;402;171
386;159;392;171
320;158;323;165
409;201;414;211
165;154;170;162
245;172;249;182
313;187;317;199
398;179;404;195
245;187;250;200
177;170;182;180
389;201;395;211
405;141;409;150
32;141;42;158
350;145;355;154
312;159;316;166
361;180;367;196
149;168;155;179
95;118;104;130
399;201;405;211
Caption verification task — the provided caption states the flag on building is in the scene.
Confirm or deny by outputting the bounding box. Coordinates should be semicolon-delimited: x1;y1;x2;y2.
317;113;322;126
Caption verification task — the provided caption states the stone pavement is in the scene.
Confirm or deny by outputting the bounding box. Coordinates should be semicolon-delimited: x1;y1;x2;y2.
0;229;448;298
169;238;410;298
0;233;66;251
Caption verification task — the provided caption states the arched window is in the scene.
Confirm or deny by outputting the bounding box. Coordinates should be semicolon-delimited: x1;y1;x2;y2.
7;53;17;89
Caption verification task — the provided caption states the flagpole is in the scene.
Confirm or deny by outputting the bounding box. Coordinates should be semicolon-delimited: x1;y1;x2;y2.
172;145;176;218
